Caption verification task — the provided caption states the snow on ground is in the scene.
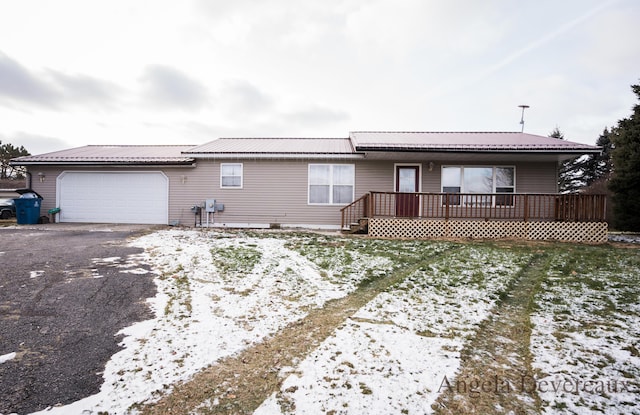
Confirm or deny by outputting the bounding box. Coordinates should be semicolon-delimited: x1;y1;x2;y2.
26;229;640;415
256;320;458;415
31;229;395;415
608;233;640;244
0;352;16;364
530;249;640;414
256;246;532;414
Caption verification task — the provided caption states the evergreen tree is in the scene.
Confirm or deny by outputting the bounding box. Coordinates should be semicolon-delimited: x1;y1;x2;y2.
553;127;585;193
0;141;30;180
554;126;613;194
609;83;640;231
582;128;613;187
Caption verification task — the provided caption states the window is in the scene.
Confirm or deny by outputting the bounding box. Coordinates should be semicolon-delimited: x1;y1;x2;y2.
220;163;242;188
308;164;355;205
441;166;461;205
495;167;515;206
441;166;515;206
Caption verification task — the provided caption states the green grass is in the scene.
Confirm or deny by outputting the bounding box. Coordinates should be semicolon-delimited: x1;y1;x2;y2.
210;244;262;278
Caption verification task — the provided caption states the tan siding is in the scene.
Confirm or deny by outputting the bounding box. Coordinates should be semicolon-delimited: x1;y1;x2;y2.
206;160;342;227
423;162;441;192
165;162;216;225
25;159;560;227
516;162;558;193
26;167;62;213
355;160;395;194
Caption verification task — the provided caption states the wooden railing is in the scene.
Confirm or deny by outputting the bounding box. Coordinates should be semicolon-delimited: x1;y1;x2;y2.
341;193;371;229
341;192;606;228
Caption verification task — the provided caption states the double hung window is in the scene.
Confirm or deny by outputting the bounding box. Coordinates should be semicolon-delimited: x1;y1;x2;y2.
308;164;355;205
220;163;243;188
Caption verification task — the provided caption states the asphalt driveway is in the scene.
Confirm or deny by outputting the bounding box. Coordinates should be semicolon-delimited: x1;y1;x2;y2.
0;224;159;414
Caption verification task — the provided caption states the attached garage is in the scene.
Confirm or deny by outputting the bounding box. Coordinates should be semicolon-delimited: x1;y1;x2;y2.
57;171;169;224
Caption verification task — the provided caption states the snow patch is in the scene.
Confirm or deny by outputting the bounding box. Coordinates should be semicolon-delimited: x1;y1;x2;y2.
29;270;44;279
530;251;640;414
0;352;16;364
31;229;382;414
258;245;530;414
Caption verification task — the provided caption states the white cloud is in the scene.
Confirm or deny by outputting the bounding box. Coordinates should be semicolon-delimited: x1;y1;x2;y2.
140;65;211;110
0;53;58;107
2;132;71;155
219;79;273;115
284;105;351;128
0;0;638;151
0;52;123;111
579;3;640;76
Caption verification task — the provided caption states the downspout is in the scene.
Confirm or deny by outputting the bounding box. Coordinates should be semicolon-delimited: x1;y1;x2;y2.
25;171;32;189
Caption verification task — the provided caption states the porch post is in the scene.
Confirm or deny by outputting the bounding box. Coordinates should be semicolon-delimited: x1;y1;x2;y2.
368;192;374;218
445;194;450;221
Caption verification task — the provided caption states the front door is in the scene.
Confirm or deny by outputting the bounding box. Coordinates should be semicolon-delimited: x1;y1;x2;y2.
395;166;420;217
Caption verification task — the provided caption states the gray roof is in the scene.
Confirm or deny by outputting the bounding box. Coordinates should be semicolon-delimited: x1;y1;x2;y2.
184;137;358;158
349;131;601;153
11;145;196;165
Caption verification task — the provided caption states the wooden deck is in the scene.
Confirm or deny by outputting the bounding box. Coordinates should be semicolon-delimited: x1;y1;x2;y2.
341;192;607;242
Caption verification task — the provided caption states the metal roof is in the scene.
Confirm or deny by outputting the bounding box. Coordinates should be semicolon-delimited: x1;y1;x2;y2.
349;131;601;153
11;145;196;165
11;132;601;166
184;137;358;158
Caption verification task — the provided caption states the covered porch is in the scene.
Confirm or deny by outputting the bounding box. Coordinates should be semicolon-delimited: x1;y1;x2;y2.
341;192;608;243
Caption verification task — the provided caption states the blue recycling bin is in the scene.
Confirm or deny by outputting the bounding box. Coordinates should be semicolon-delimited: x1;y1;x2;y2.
14;197;42;224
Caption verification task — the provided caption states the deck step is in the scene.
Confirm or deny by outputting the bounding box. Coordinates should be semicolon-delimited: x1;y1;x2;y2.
343;218;369;234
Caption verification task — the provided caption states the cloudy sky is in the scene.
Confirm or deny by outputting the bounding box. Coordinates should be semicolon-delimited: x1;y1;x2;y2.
1;0;639;155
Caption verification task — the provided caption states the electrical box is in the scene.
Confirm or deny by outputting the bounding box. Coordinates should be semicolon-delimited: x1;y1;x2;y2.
205;199;216;213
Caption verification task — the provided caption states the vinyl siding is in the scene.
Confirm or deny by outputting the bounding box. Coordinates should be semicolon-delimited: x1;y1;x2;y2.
24;159;560;227
514;162;559;193
203;160;347;227
24;167;60;213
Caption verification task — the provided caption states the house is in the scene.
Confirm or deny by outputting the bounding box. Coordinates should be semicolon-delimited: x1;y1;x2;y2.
10;131;606;242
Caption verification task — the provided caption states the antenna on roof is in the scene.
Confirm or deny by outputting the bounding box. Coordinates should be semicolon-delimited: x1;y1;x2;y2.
518;105;530;133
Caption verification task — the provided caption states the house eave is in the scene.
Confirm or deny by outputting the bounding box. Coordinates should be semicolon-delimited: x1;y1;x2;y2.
10;160;197;167
186;153;365;160
355;146;602;155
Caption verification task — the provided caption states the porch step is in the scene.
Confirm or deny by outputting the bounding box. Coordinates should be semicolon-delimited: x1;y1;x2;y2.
343;218;369;234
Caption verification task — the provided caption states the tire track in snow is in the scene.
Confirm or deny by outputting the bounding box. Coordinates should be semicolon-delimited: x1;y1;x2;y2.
433;253;550;415
140;245;462;415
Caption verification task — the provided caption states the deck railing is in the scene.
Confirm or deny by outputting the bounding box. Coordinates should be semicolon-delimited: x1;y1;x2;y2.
340;193;370;229
341;192;607;228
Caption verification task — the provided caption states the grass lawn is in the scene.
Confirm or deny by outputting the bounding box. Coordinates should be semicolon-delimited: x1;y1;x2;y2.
33;229;640;415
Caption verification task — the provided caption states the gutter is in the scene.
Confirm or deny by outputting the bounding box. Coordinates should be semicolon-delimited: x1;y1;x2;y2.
354;147;602;155
10;161;197;167
182;153;366;160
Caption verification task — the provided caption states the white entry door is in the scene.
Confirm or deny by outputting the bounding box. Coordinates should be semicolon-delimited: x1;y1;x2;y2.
57;171;168;224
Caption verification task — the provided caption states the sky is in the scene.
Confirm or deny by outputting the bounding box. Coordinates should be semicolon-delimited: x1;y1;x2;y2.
0;0;639;156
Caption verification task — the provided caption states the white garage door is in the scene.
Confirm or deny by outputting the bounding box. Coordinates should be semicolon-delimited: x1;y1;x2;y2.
58;171;169;224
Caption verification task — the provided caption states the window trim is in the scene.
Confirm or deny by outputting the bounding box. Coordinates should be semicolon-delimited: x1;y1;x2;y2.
441;165;516;207
308;163;355;206
220;163;243;189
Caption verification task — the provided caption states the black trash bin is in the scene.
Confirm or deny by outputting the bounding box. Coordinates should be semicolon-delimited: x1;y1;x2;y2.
14;189;43;225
